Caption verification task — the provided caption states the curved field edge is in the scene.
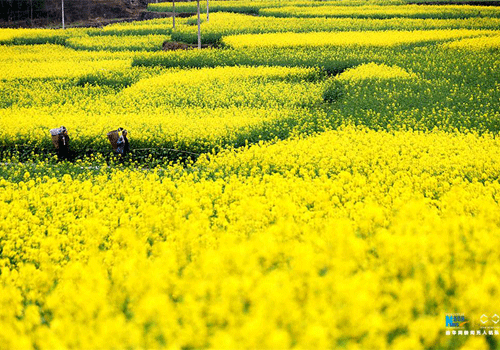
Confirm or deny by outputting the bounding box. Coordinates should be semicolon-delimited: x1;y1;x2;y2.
0;43;498;162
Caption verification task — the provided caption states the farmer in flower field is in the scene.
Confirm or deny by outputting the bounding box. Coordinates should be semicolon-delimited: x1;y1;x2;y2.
57;127;70;161
116;129;129;157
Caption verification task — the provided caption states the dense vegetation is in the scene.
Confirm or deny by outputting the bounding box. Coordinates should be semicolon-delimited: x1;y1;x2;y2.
0;0;499;349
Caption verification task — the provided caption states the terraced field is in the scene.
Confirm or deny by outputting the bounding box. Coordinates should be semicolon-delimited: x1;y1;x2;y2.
0;0;499;349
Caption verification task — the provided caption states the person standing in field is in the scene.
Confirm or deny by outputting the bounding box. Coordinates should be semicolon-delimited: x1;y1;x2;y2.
57;127;70;161
116;129;129;157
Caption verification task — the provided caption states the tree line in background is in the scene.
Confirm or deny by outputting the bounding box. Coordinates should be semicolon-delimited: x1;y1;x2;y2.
0;0;153;24
0;0;48;21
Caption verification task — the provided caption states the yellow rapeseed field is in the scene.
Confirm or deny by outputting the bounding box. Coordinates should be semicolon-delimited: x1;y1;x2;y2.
65;34;170;52
172;12;500;44
335;63;418;81
0;0;499;349
1;127;500;349
0;45;132;80
0;60;324;150
443;34;500;49
222;29;496;48
259;4;500;19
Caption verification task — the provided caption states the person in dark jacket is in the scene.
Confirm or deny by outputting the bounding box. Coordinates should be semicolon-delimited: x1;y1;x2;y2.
57;128;70;160
116;129;129;157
